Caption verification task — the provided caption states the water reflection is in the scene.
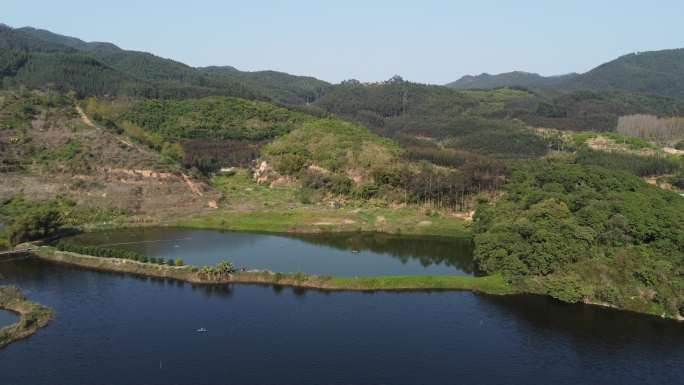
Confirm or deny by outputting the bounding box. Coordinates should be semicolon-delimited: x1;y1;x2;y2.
0;259;682;385
65;228;475;276
479;293;684;351
288;232;475;273
0;309;18;328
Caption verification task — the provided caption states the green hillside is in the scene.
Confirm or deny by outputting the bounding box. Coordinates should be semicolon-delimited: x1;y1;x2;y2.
83;95;314;171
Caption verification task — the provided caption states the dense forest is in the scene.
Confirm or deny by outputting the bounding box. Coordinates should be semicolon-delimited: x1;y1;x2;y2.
473;162;684;318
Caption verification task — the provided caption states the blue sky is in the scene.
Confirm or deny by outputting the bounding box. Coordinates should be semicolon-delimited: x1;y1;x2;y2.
4;0;683;84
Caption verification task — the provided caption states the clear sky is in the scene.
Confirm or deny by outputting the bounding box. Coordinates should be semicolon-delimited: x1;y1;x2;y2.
3;0;683;84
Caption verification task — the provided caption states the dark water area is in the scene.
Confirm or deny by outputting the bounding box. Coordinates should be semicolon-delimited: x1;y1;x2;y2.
66;228;475;276
0;259;682;385
0;309;18;328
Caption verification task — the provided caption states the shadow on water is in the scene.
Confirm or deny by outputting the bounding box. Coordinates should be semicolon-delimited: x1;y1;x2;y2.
478;293;684;350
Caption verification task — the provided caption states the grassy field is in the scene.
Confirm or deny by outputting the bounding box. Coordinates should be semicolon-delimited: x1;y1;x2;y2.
175;168;472;238
176;206;470;238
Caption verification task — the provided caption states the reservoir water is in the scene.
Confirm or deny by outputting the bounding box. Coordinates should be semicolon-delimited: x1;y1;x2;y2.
0;258;682;385
66;228;475;276
0;309;18;328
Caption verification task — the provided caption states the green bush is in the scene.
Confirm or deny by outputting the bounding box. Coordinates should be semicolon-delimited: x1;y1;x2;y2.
473;162;684;316
275;153;309;175
7;208;63;246
56;242;149;262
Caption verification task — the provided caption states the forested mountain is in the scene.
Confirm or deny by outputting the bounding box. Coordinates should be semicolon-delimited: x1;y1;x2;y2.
568;49;684;99
197;66;328;105
448;48;684;100
313;77;682;135
0;24;329;103
446;71;578;90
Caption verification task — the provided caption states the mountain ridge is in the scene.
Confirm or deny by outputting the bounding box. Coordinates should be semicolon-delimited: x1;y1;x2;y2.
0;23;329;104
447;48;684;99
446;71;579;90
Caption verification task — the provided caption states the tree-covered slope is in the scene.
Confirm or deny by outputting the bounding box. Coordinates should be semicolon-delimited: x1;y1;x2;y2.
0;24;329;104
198;66;329;106
83;95;314;171
473;162;684;319
313;76;682;145
119;96;312;141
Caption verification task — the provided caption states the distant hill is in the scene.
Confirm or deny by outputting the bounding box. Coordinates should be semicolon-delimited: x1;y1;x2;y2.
314;77;682;136
568;49;684;99
0;24;329;104
446;71;578;90
448;49;684;99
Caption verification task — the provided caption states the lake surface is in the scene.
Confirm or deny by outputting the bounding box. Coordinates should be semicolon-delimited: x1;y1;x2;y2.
66;228;475;276
0;309;18;328
0;259;683;385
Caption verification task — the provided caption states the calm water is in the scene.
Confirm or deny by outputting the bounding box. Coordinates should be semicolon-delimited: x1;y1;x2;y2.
0;309;18;327
66;228;475;276
0;259;682;385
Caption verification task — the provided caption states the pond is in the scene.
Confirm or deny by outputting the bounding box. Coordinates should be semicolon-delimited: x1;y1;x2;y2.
65;228;475;276
0;309;18;328
0;259;682;385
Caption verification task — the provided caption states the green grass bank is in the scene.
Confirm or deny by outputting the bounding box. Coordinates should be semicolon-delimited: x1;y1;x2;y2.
0;286;53;349
31;246;513;295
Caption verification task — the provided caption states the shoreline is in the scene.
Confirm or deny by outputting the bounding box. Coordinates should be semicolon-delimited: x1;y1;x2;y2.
29;246;684;322
31;246;513;295
0;286;53;350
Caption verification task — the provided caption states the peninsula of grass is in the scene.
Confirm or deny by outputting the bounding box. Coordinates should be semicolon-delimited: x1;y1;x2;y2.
31;246;513;295
0;286;53;350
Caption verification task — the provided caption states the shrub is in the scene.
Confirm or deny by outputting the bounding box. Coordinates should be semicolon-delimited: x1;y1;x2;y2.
8;208;63;246
576;148;679;177
275;153;308;175
56;242;150;262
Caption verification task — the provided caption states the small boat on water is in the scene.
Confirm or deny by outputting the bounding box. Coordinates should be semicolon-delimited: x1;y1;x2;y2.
197;328;208;333
351;250;360;253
